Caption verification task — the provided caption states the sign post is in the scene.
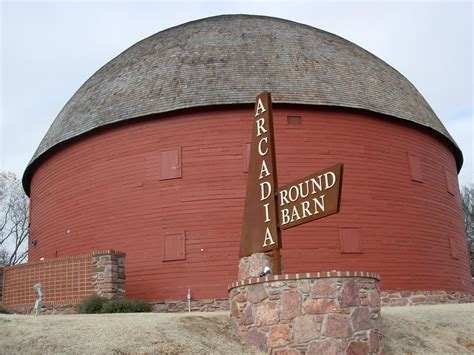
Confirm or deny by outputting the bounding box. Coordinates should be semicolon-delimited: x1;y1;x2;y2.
239;92;282;272
240;92;343;275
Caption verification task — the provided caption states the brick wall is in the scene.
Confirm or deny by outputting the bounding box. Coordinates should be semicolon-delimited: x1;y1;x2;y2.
2;250;125;313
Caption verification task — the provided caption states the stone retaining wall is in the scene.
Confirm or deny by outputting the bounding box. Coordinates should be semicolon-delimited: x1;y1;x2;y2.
381;290;474;306
152;298;229;312
229;272;383;354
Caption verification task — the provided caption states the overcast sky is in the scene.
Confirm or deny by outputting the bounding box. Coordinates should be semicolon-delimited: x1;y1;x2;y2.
1;1;472;187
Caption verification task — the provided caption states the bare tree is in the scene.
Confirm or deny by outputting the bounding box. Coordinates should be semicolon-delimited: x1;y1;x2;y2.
461;184;473;275
0;172;29;266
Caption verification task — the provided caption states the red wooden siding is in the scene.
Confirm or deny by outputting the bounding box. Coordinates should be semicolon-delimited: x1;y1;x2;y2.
28;106;473;301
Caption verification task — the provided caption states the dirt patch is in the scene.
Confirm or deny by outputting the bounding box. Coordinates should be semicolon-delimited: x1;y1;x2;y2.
0;303;473;354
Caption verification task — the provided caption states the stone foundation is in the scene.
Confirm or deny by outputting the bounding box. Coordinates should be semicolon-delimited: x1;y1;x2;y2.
381;290;474;306
152;298;230;312
229;271;383;354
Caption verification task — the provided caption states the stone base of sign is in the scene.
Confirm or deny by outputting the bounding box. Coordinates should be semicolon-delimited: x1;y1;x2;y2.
151;298;230;312
380;290;474;306
228;271;383;354
238;252;274;280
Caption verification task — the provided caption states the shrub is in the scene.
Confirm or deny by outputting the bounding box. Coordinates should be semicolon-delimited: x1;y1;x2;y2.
101;298;152;313
0;305;8;314
78;295;108;314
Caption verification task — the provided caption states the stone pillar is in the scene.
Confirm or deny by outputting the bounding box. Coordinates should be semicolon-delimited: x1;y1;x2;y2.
238;253;274;280
228;271;383;354
92;251;125;299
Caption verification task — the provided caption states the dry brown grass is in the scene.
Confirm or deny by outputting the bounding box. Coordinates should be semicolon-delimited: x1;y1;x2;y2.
0;303;473;354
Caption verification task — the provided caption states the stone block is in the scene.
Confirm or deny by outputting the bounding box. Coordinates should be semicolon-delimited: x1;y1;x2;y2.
267;325;292;347
304;298;341;314
345;341;368;355
311;278;337;298
243;328;267;352
292;315;322;343
322;314;352;338
255;300;280;326
247;283;268;304
350;307;373;332
338;280;360;307
281;291;302;320
307;339;340;354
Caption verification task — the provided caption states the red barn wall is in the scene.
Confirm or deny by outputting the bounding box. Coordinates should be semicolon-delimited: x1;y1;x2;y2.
28;106;473;301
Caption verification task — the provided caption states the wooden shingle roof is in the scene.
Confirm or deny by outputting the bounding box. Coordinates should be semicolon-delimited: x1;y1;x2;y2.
23;15;462;193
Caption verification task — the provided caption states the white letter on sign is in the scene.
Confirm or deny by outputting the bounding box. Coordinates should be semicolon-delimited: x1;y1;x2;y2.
258;137;269;156
256;118;267;137
281;208;290;225
259;160;270;179
255;98;266;117
260;181;272;201
262;227;275;247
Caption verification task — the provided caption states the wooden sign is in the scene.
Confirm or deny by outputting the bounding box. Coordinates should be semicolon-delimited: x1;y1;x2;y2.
239;92;281;257
240;92;344;268
278;164;343;230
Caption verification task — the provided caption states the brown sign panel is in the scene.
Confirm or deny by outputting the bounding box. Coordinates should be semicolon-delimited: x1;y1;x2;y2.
239;92;281;257
278;164;343;230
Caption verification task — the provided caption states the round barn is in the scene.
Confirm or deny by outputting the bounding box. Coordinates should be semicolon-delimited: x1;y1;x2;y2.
23;15;473;305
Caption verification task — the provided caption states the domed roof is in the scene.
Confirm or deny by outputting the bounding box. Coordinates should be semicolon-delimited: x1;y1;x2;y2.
24;14;461;193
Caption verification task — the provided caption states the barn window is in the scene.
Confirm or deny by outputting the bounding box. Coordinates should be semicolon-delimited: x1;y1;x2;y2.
449;237;458;259
445;170;458;196
339;228;363;254
162;232;186;262
243;142;251;173
160;147;182;180
287;116;302;125
407;154;423;183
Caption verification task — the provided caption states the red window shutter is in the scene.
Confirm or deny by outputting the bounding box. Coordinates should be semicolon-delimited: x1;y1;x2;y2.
407;154;423;183
162;232;186;262
445;170;458;196
339;228;363;254
160;148;182;180
449;237;458;259
243;143;251;173
287;116;302;125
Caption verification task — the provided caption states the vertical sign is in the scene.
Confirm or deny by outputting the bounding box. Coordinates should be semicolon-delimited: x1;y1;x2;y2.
239;92;281;257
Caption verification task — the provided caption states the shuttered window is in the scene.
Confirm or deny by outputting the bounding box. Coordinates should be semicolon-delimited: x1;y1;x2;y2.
449;237;458;259
407;154;423;183
445;170;458;196
160;147;182;180
243;142;251;173
339;228;363;254
163;232;186;262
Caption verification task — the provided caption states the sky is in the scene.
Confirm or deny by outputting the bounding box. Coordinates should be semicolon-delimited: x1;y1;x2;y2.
0;1;473;187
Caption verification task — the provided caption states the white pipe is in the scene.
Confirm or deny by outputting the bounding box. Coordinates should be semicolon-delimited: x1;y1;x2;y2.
187;288;191;312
